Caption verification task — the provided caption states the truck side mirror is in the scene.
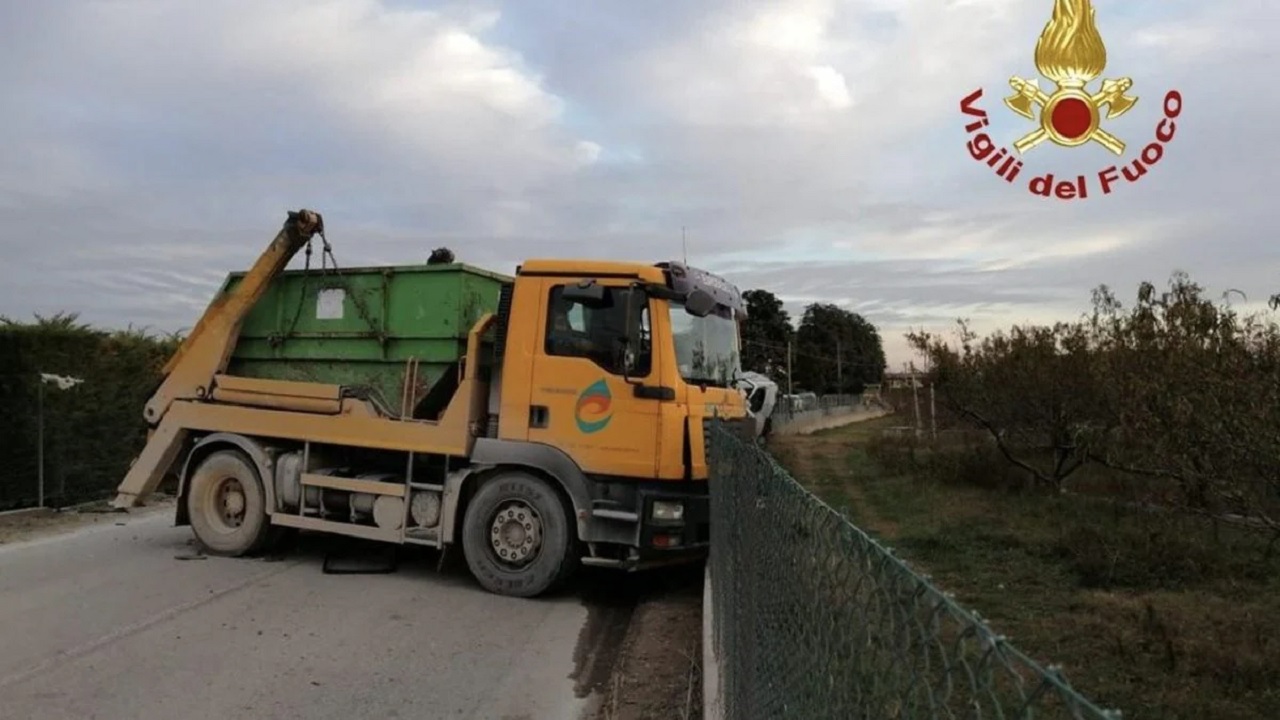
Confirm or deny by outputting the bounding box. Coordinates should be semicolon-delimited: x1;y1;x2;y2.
683;288;718;317
561;279;606;306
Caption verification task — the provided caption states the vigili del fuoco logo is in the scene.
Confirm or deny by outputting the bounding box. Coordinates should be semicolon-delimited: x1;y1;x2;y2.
959;0;1182;200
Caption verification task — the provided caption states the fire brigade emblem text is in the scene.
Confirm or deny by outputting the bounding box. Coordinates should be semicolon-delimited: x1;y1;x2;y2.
958;0;1182;200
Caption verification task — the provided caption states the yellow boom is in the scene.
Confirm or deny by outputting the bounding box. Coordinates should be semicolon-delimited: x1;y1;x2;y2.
113;210;324;508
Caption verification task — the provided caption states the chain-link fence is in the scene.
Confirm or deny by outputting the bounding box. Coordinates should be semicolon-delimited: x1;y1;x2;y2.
706;420;1120;720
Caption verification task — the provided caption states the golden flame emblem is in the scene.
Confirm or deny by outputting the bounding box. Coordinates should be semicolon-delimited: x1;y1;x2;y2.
1004;0;1138;155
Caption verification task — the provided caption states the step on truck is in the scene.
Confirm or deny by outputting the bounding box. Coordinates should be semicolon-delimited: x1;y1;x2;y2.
113;210;753;597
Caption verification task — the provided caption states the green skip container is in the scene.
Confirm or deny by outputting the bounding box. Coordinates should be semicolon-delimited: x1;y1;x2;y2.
223;262;511;411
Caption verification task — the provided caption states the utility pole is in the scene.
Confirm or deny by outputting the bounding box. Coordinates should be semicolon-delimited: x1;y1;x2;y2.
929;381;937;440
910;363;921;437
37;379;44;508
786;340;793;395
836;336;842;396
682;226;688;265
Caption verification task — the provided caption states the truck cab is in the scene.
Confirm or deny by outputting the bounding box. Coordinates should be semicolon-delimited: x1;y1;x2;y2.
497;261;746;473
479;259;751;570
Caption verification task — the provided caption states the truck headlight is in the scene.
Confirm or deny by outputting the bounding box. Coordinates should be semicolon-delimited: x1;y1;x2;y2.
651;501;684;522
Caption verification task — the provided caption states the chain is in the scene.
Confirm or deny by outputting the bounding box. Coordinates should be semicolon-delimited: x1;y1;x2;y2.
279;241;314;343
275;226;382;346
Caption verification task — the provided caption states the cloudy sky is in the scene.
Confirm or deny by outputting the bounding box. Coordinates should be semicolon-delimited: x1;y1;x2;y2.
0;0;1273;367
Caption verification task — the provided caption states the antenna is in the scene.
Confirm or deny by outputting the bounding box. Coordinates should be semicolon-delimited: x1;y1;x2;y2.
682;226;688;264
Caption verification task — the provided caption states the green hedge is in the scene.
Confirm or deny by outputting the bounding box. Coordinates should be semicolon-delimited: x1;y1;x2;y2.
0;315;178;510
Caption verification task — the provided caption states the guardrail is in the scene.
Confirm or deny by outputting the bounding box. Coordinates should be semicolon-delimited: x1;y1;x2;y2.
704;420;1119;719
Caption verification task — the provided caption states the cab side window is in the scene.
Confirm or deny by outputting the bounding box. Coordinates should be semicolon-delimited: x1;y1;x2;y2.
545;285;651;377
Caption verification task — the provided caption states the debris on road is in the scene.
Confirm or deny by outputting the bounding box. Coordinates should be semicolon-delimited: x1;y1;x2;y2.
0;496;175;545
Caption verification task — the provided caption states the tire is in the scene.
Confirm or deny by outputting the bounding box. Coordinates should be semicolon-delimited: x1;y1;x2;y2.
187;449;272;557
461;471;578;598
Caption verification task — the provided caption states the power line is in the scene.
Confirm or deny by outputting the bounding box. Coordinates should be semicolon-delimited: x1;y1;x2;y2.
741;339;885;368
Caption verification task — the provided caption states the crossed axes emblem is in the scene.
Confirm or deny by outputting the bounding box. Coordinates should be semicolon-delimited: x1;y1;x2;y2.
1004;76;1138;155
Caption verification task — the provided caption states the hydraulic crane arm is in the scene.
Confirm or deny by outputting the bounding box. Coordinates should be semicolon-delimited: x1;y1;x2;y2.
143;209;324;425
113;209;323;509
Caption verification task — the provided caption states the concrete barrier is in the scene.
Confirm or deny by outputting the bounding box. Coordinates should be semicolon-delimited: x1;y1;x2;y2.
702;563;723;720
770;404;888;436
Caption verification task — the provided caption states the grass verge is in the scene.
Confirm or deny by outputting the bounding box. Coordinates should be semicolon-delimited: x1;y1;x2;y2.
769;415;1280;720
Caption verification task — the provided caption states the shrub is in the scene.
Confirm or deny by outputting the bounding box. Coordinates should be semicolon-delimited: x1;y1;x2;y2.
866;429;1032;492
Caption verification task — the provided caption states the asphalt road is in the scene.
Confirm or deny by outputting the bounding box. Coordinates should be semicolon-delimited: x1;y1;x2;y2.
0;508;620;720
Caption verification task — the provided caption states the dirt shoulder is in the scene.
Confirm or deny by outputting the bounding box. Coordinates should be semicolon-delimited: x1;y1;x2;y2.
0;495;175;546
593;567;703;720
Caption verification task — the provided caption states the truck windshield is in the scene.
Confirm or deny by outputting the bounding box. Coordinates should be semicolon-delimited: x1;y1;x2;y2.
669;301;741;387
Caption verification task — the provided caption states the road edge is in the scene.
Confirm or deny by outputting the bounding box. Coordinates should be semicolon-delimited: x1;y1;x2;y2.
0;499;175;551
702;563;723;720
790;408;889;436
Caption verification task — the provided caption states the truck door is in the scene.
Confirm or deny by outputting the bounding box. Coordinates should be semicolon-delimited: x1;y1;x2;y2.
528;279;661;479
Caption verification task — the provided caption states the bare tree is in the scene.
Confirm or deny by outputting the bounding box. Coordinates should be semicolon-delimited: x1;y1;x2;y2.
909;272;1280;550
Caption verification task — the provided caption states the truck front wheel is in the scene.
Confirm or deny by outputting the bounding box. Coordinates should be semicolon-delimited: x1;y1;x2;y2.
187;449;272;556
461;471;577;598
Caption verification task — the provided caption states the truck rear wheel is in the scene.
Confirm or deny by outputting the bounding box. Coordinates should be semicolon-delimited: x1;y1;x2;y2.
461;471;577;598
187;449;271;557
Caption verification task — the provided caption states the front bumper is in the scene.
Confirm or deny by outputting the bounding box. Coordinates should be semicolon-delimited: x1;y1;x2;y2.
581;481;711;570
637;490;711;551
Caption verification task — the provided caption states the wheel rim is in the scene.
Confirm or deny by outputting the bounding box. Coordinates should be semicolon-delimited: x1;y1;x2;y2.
489;501;543;568
208;476;247;531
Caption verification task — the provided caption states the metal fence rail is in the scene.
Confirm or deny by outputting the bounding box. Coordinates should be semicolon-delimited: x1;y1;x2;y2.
707;421;1120;720
773;393;862;419
769;393;879;436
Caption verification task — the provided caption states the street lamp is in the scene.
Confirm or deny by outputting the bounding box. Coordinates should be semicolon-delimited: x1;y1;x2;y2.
38;372;84;508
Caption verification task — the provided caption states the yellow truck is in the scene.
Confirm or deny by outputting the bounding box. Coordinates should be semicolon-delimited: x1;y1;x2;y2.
114;210;752;597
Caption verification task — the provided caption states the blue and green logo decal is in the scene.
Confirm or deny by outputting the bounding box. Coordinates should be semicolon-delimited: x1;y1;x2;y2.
574;379;613;434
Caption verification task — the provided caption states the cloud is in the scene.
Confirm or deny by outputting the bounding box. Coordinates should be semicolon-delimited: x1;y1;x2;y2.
0;0;593;325
0;0;1272;370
